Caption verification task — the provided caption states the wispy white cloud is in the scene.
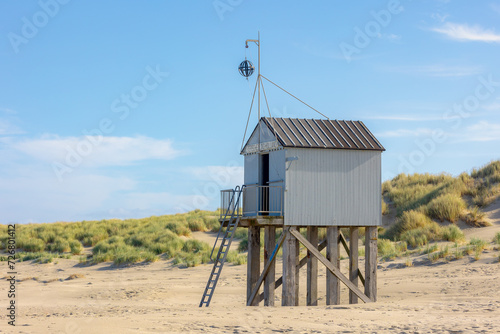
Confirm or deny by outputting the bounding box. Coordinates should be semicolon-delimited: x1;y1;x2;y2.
364;115;444;121
0;119;24;135
0;169;208;223
481;99;500;111
8;135;185;167
431;13;449;23
380;33;401;41
491;3;500;15
0;108;17;115
382;64;482;77
121;192;208;212
432;22;500;43
460;121;500;142
0;171;136;223
293;42;384;61
376;121;500;141
375;128;435;138
188;165;244;187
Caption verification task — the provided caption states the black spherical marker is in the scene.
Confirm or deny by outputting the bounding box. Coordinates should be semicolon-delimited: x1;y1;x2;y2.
238;60;255;77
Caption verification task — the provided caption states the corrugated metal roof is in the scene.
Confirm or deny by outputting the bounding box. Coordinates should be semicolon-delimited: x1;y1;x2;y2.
256;117;385;151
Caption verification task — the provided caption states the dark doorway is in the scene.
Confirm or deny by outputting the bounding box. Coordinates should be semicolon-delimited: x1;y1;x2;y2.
260;154;270;215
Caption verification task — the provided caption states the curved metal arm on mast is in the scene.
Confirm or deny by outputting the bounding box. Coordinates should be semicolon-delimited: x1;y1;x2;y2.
245;31;260;121
245;33;261;151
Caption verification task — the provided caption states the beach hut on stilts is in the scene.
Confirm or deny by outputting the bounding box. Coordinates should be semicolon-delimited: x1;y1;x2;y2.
200;33;385;307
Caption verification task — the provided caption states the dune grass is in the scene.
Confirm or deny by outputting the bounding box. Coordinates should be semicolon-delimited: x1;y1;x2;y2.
377;239;408;261
383;161;500;218
380;160;499;253
469;237;488;252
462;206;490;227
0;210;247;266
494;232;500;246
382;173;466;216
17;251;71;264
382;198;389;215
470;161;500;206
426;193;466;223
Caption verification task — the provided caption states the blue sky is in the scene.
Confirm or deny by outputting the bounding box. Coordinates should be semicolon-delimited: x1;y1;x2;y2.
1;0;500;223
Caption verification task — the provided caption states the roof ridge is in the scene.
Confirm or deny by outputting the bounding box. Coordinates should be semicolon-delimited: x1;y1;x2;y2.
242;118;385;154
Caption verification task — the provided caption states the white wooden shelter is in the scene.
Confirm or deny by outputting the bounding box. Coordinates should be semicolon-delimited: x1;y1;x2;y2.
199;35;385;309
241;117;383;227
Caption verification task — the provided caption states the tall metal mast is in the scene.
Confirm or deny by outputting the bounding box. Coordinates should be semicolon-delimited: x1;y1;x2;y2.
245;32;260;149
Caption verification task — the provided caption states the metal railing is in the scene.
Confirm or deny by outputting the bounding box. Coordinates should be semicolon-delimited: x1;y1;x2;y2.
219;188;242;219
243;185;283;216
220;185;283;218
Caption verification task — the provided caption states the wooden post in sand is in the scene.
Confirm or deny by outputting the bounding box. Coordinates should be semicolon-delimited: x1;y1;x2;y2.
282;227;298;306
365;226;378;302
326;226;340;305
264;226;276;306
247;226;260;306
294;227;300;306
349;227;359;304
306;226;318;306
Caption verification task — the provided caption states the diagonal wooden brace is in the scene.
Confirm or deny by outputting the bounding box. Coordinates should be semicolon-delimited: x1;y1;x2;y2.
339;231;365;286
289;229;372;303
257;238;327;303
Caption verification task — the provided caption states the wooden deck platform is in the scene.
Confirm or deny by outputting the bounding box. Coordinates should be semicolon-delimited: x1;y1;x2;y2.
219;216;284;227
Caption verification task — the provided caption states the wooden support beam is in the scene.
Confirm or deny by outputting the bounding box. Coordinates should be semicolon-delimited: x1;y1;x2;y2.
247;226;260;306
247;229;287;306
306;227;318;306
294;227;300;306
349;227;359;304
258;239;327;303
339;231;365;286
264;226;276;306
326;227;340;305
365;226;378;302
282;227;298;306
289;229;371;304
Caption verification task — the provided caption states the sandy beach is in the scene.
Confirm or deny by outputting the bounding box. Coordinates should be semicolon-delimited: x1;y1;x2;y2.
5;235;500;333
1;199;498;334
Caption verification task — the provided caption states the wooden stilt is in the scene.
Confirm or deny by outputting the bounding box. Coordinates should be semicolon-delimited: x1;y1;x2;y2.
282;227;297;306
349;227;359;304
294;227;300;306
247;226;260;306
264;226;276;306
365;226;378;302
306;226;318;306
326;227;340;305
247;229;287;306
